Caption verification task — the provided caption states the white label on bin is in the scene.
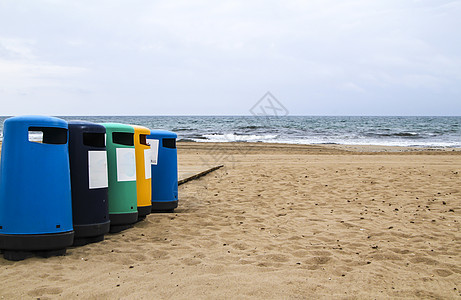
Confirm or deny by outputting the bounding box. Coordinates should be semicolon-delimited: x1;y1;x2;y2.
88;151;108;189
146;139;159;165
116;148;136;182
144;148;152;179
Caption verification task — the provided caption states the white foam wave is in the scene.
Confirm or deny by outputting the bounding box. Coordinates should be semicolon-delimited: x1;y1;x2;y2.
199;133;278;143
269;138;461;148
191;134;461;147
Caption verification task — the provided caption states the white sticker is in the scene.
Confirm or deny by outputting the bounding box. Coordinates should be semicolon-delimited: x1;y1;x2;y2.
116;148;136;182
144;148;152;179
88;151;108;189
146;139;159;165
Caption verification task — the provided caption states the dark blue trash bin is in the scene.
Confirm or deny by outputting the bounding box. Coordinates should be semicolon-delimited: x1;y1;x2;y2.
0;115;74;260
68;121;110;246
147;130;178;212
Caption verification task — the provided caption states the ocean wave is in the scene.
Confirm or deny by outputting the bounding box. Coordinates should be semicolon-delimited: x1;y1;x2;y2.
364;132;423;138
199;133;278;143
269;138;461;147
177;135;461;147
393;132;420;137
184;135;208;140
236;125;267;130
172;128;194;132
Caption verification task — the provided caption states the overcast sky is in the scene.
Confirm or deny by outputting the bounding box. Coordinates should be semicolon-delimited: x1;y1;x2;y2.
1;0;460;116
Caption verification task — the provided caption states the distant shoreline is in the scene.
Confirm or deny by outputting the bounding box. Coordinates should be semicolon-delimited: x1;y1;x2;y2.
1;141;461;155
176;141;461;155
177;140;461;151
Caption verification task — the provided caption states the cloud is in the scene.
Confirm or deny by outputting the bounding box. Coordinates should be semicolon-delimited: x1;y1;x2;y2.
0;0;460;115
339;82;366;93
0;37;36;60
0;37;89;112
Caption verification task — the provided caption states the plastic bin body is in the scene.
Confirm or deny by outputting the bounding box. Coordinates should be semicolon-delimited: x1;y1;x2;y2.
131;125;152;218
0;115;74;251
68;121;110;239
147;130;178;212
101;123;138;226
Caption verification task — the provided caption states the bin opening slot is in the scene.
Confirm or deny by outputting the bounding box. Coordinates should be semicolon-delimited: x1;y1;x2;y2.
28;127;67;144
163;138;176;149
140;134;149;146
112;132;134;146
83;132;105;147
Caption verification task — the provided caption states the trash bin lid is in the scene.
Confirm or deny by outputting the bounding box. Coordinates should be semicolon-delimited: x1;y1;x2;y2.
5;115;67;129
148;130;177;139
131;125;150;135
100;123;134;133
68;121;106;133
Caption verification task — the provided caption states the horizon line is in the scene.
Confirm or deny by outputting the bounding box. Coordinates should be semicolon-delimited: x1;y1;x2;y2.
1;114;461;118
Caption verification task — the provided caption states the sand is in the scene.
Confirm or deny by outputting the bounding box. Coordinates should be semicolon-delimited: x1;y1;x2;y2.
0;142;460;299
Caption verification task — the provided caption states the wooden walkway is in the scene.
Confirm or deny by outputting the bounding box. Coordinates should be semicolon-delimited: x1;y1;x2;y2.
178;164;223;185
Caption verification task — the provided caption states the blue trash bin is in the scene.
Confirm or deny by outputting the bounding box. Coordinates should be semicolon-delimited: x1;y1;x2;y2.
68;121;110;246
147;130;178;212
0;115;74;260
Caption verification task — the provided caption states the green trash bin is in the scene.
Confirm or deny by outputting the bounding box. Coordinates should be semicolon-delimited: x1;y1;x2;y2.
101;123;138;233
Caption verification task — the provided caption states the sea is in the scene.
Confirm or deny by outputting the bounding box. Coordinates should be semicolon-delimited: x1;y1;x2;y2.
0;116;460;148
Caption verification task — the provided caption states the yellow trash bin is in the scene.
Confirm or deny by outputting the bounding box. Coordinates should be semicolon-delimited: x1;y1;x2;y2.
131;125;152;219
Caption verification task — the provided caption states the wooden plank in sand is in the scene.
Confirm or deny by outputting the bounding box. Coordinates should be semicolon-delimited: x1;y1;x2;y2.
178;165;223;185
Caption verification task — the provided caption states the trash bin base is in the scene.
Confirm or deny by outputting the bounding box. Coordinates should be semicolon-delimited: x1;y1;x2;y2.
137;205;152;218
109;212;138;226
72;234;105;247
0;231;74;252
74;220;111;239
109;224;133;234
2;248;67;261
151;200;178;212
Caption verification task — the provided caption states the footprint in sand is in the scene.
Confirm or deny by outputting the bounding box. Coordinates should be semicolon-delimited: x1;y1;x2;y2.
434;268;453;277
147;250;170;260
310;250;333;257
261;254;290;263
291;250;310;258
410;256;439;265
231;242;249;250
306;256;332;265
238;259;255;265
27;286;63;297
132;253;147;262
371;253;402;261
182;257;201;266
390;248;411;255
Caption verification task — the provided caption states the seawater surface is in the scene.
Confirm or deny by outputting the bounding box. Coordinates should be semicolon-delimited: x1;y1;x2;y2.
0;116;460;147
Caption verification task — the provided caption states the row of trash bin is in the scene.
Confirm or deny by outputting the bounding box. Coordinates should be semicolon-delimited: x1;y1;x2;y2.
0;115;179;260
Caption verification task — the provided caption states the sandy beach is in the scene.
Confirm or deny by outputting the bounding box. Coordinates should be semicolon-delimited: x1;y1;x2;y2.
0;141;460;299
